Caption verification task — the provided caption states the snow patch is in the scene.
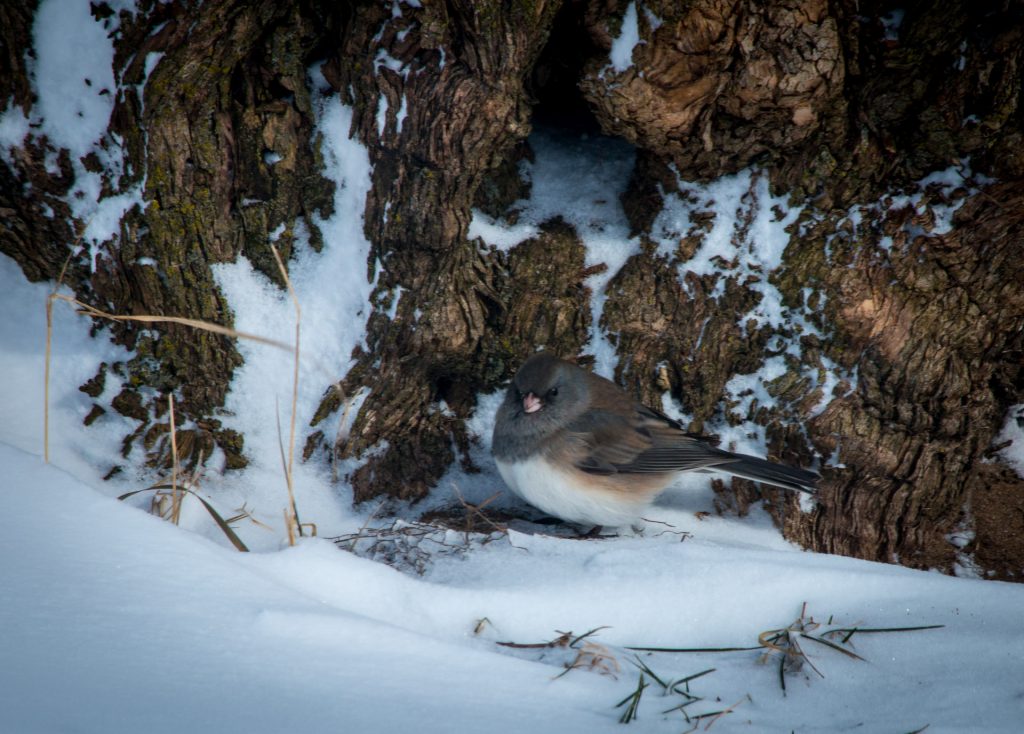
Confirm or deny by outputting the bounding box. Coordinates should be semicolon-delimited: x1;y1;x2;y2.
608;2;640;74
470;129;637;377
30;0;148;270
994;404;1024;478
0;254;133;482
0;103;30;164
32;0;120;160
205;70;375;544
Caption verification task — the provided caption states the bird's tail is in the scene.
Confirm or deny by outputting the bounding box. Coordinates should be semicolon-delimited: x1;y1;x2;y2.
716;453;819;494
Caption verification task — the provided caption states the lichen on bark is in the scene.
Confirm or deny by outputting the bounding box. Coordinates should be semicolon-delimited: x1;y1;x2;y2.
2;0;1023;580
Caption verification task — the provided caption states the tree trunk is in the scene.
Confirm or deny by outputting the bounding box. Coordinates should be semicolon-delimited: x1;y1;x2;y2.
2;0;1022;579
581;0;1024;575
3;0;340;470
306;0;574;503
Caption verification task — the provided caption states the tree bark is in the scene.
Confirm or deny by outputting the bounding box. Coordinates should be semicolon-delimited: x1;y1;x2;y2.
2;0;1022;579
3;0;340;471
587;0;1024;575
308;1;568;502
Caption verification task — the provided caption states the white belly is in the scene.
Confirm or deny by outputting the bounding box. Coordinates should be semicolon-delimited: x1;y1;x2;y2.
495;455;654;528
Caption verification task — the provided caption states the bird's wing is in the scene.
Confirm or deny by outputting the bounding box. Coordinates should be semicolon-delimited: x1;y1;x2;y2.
564;408;735;476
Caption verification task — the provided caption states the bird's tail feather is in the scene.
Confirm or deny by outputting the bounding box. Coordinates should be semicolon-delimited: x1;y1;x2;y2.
717;454;819;494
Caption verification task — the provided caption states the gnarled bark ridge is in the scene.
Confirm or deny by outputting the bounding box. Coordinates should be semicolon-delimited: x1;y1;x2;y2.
2;0;1022;579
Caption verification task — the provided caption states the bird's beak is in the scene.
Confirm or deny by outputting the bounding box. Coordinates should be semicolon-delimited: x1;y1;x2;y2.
522;392;542;414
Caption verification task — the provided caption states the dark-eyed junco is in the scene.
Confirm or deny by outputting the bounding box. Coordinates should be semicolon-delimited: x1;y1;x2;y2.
492;352;819;528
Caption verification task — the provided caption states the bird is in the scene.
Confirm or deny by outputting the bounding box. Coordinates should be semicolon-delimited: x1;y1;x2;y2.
491;352;819;528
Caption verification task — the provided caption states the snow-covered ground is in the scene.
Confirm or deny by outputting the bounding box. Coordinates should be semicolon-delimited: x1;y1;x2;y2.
3;432;1024;733
3;2;1024;731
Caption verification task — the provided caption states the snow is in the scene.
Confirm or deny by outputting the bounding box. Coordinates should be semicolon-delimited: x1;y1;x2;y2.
471;129;638;376
209;71;377;542
0;255;135;481
395;93;409;133
376;92;389;136
642;6;663;33
3;441;1024;733
0;103;30;164
30;0;147;270
32;0;119;160
652;169;800;291
3;5;1024;731
609;2;641;74
881;9;905;41
994;404;1024;478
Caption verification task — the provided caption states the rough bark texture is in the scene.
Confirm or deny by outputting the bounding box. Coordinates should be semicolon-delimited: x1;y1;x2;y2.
307;1;566;502
2;0;340;472
598;0;1024;573
782;184;1024;571
2;0;1023;578
580;0;846;180
0;0;78;283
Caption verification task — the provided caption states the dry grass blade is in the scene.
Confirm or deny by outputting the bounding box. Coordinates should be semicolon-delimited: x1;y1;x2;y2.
49;294;294;349
789;634;824;679
44;290;294;466
269;243;302;543
757;628;791;656
192;493;250;552
683;695;750;733
44;248;77;463
451;484;507;538
168;393;182;524
667;667;716;697
756;604;826;689
569;626;611;648
224;503;274;531
623;656;716;719
275;403;302;544
662;698;701;715
117;485;249;552
44;290;54;462
473;617;493;636
497;630;573;650
554;641;620;680
829;624;945;645
626;645;761;653
800;633;866;661
754;603;944;693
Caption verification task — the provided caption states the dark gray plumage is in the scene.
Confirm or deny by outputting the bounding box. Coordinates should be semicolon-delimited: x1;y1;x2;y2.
492;352;818;527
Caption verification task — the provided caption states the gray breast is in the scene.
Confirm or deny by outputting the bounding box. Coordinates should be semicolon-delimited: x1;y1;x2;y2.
492;395;559;462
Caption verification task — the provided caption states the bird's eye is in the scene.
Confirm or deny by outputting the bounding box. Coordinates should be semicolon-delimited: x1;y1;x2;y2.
547;387;559;398
514;388;523;400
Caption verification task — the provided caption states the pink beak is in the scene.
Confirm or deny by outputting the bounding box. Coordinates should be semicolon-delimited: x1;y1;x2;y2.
522;392;542;414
